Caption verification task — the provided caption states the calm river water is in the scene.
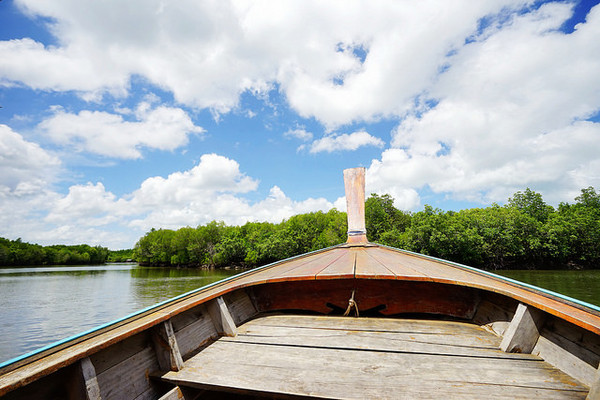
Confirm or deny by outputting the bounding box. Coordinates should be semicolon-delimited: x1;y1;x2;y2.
0;264;599;365
0;263;242;364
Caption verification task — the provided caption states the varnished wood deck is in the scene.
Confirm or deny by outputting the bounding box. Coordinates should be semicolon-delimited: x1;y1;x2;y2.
162;315;588;399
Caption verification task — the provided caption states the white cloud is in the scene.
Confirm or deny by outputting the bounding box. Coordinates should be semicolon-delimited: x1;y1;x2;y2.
368;2;600;206
248;186;333;223
1;0;526;126
309;131;384;153
0;124;61;194
37;102;204;158
284;127;313;141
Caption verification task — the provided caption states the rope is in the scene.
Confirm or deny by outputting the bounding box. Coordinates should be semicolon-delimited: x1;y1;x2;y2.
343;289;359;317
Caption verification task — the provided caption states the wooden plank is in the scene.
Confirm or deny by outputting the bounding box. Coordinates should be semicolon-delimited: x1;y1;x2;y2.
76;357;101;400
88;332;149;376
315;249;356;279
164;339;587;399
473;297;517;337
249;315;500;337
207;297;237;337
170;308;204;333
174;307;218;360
152;320;184;372
501;303;545;353
96;346;159;400
534;329;599;387
588;367;600;400
277;248;349;280
354;248;397;279
243;249;345;283
227;325;534;360
546;318;600;361
381;248;600;335
223;290;257;326
366;247;431;279
158;386;184;400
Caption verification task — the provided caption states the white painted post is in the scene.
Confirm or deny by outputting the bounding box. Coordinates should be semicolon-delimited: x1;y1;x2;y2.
344;167;368;244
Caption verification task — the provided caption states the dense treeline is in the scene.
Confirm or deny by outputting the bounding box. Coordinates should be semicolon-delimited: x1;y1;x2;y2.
134;186;600;270
0;238;109;266
134;210;348;268
373;187;600;270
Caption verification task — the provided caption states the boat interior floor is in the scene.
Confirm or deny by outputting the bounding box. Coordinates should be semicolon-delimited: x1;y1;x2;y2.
161;314;588;399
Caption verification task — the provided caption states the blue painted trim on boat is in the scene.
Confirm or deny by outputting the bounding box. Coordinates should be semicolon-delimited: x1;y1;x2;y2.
380;244;600;313
0;244;339;370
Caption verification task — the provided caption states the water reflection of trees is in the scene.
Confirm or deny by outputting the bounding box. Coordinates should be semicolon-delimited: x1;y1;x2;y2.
129;266;243;305
496;270;600;306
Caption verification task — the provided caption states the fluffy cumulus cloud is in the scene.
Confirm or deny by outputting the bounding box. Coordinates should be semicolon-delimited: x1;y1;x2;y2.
38;101;204;159
308;131;384;154
0;124;61;195
1;0;526;124
368;2;600;206
0;153;333;248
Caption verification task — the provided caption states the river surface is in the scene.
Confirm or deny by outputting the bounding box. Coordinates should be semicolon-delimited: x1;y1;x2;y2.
0;263;242;364
493;269;600;307
0;264;599;365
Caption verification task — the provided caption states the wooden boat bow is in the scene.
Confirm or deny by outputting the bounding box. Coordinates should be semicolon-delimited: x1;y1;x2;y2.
1;168;599;399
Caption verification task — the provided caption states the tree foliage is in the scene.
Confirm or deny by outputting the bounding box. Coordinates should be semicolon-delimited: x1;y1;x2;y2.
133;209;348;268
132;186;600;270
0;238;109;266
375;187;600;270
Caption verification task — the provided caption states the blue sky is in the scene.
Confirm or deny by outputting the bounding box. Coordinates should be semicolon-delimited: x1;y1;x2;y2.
1;0;599;249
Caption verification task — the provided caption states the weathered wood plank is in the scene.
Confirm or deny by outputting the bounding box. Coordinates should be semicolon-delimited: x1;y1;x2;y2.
158;386;184;400
227;324;535;360
164;339;587;399
170;308;203;333
249;314;501;337
546;318;600;363
587;367;600;400
73;357;101;400
501;303;545;353
223;290;257;326
89;332;150;376
473;298;517;336
207;297;237;337
96;346;159;400
383;248;600;335
534;330;598;387
174;308;218;360
152;320;184;372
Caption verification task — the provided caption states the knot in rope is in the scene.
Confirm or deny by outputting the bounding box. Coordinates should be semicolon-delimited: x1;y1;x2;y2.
343;289;359;317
